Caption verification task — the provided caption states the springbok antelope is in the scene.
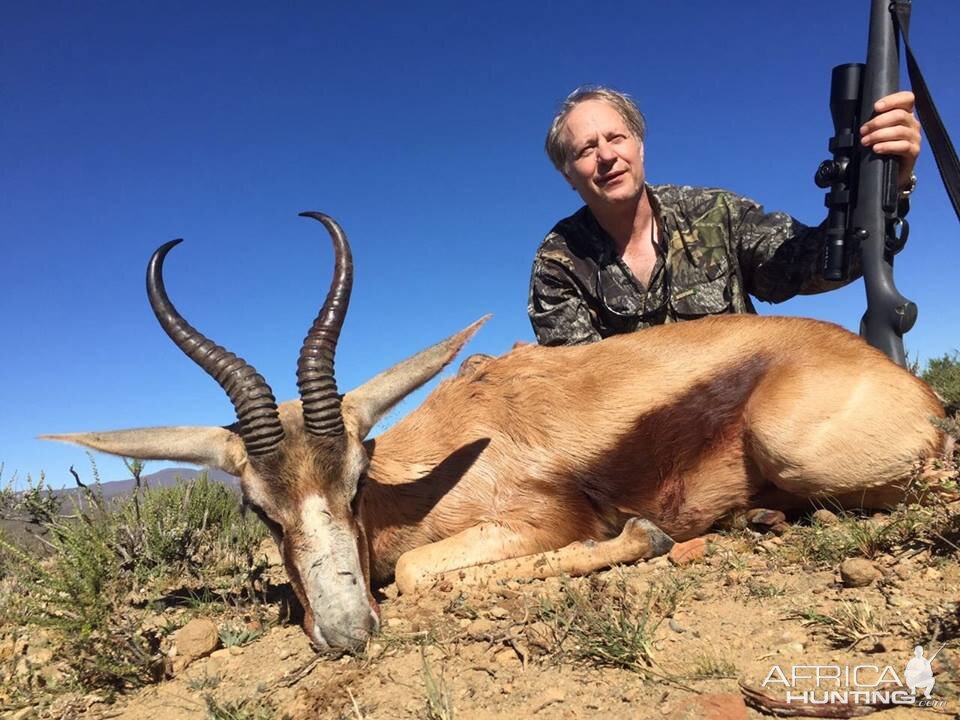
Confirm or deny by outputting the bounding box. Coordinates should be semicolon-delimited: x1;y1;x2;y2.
45;213;945;650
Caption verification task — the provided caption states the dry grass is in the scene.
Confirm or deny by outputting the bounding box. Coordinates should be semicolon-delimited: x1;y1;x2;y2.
532;573;690;679
796;601;886;650
421;647;455;720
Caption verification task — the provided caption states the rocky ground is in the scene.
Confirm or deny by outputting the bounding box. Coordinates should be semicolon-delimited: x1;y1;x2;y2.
3;504;959;720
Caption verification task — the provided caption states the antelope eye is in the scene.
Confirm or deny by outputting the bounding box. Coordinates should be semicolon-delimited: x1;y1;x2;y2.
247;502;283;535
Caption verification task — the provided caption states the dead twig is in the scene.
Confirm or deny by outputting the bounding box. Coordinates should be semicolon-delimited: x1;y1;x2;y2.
277;655;323;687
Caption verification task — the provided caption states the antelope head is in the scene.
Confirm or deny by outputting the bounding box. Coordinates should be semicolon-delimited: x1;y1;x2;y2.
44;213;486;650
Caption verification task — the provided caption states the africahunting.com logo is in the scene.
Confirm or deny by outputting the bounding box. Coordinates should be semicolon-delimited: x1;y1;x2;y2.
762;644;946;708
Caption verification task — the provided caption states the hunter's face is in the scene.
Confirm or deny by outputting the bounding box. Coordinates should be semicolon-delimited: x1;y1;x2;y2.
561;99;645;209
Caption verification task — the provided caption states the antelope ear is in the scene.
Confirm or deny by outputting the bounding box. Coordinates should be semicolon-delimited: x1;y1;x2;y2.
40;426;248;477
342;315;490;439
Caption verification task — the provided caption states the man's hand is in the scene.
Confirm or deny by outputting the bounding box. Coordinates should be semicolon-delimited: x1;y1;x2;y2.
860;90;922;189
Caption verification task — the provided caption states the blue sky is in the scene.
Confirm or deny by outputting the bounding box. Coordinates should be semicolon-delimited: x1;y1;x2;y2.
2;1;958;488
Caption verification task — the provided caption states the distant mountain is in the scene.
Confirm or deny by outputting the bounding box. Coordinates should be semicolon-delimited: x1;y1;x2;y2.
86;467;240;498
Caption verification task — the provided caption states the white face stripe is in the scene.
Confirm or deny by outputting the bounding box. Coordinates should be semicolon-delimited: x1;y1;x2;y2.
297;494;374;648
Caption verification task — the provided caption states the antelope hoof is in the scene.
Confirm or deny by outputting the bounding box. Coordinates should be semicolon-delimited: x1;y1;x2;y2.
621;517;675;559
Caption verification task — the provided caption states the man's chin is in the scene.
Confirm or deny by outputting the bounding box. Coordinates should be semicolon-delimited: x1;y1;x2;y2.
598;186;641;204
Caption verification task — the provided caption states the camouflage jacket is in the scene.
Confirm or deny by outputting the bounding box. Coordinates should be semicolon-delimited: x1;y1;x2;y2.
528;184;861;346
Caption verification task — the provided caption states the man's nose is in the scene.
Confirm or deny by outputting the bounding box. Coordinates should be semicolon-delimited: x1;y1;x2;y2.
596;140;617;163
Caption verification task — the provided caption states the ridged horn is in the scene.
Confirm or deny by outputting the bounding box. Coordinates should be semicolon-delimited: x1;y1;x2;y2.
296;212;353;437
146;239;284;457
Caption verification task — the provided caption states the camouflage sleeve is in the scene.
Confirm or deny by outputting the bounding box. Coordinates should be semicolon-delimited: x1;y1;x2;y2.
726;193;861;304
528;255;602;346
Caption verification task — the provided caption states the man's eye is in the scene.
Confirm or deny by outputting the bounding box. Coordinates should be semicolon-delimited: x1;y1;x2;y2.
578;146;595;159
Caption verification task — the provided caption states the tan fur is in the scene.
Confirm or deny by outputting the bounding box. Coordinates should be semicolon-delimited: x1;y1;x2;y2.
360;315;943;585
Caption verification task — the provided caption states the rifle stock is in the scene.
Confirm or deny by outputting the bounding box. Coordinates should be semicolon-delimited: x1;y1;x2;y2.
817;0;916;366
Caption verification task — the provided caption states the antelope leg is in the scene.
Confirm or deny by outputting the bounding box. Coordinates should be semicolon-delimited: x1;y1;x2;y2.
394;522;541;595
396;517;674;594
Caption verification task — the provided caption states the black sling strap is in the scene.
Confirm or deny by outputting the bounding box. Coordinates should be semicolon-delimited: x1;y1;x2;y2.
893;1;960;222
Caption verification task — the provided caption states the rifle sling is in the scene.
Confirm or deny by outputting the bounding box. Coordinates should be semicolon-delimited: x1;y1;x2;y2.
893;1;960;223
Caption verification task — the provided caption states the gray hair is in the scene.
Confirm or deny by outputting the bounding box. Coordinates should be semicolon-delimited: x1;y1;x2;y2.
544;86;647;174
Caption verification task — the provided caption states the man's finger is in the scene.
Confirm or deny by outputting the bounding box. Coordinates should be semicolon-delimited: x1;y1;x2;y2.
861;108;916;134
875;90;916;112
870;139;917;157
862;125;921;147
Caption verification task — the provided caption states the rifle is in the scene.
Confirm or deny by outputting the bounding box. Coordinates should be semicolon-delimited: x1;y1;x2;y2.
816;0;914;366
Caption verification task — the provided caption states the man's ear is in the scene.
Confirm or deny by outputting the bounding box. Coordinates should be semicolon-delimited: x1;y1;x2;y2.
342;316;490;439
41;426;248;477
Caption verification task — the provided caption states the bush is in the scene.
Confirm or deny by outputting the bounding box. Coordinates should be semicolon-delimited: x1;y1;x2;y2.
114;476;266;588
923;351;960;409
1;470;267;692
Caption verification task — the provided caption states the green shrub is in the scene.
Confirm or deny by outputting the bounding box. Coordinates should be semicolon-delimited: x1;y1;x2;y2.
114;476;266;588
923;351;960;408
1;470;267;693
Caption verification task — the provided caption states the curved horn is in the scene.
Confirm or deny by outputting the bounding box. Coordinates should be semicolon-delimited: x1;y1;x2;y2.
296;213;353;437
146;239;284;457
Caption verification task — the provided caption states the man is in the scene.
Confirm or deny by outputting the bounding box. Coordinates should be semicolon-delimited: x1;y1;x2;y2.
528;86;922;346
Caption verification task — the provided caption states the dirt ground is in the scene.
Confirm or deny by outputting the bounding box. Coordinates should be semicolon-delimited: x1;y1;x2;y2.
6;507;957;720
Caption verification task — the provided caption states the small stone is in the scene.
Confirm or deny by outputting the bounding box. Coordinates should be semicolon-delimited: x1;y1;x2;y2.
778;641;805;656
493;647;520;668
894;562;915;580
840;558;881;588
211;648;232;660
669;538;708;565
748;509;787;528
386;617;405;628
763;536;784;548
367;642;384;659
887;595;914;609
488;605;509;620
174;618;220;661
669;618;686;634
812;509;839;526
228;646;243;656
382;584;399;600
